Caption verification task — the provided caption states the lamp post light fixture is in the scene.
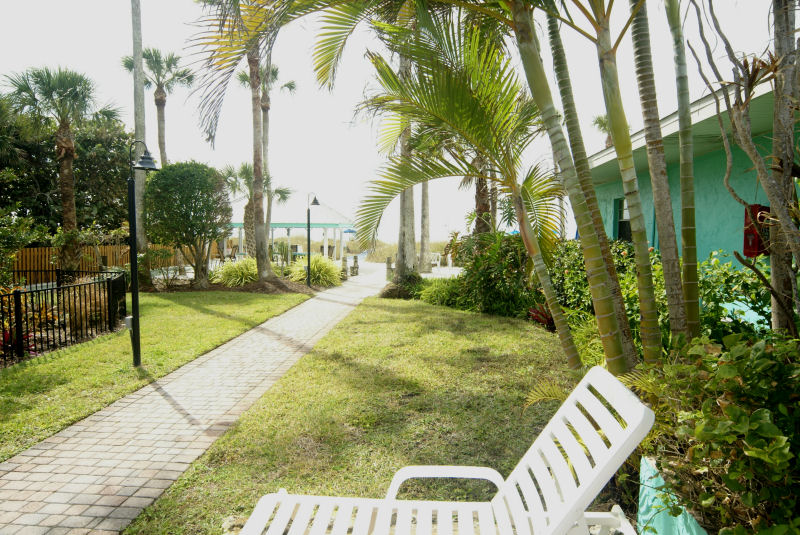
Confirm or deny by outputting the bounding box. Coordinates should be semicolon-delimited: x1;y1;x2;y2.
128;140;159;367
307;193;319;287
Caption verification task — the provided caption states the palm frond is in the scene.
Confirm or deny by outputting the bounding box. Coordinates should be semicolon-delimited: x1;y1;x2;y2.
313;2;379;89
524;382;570;409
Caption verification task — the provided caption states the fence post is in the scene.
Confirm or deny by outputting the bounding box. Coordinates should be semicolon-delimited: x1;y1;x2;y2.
106;277;114;331
56;268;62;287
12;290;24;360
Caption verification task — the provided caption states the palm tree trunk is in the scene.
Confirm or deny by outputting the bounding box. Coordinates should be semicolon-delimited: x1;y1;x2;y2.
546;14;638;364
512;189;581;369
266;192;274;260
595;22;662;363
475;177;491;234
509;0;629;374
395;53;416;279
261;51;275;267
154;86;168;165
419;180;432;272
490;181;498;230
665;0;700;339
629;0;687;339
130;0;147;252
247;46;274;282
769;0;798;331
244;197;255;255
55;124;80;270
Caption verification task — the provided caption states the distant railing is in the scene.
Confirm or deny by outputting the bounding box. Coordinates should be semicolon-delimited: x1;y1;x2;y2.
1;271;127;366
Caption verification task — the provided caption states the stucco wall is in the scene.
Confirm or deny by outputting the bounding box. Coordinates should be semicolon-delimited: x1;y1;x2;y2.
593;136;771;262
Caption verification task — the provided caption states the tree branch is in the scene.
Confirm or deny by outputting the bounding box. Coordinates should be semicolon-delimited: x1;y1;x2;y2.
734;250;798;338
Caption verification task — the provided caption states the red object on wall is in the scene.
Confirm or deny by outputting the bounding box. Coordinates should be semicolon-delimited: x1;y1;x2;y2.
743;204;769;258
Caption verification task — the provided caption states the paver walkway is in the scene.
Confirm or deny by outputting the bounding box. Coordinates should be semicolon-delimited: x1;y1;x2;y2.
0;264;387;535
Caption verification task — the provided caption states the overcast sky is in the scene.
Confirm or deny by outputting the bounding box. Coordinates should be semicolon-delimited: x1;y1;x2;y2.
0;1;772;243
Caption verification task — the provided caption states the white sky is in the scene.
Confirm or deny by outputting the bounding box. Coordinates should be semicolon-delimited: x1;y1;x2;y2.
0;1;772;243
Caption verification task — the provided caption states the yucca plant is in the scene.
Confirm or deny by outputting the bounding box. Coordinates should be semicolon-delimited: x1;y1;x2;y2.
288;255;341;287
210;258;258;287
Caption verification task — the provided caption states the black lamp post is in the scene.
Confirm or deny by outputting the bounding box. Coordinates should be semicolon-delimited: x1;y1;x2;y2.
128;141;158;367
307;193;319;287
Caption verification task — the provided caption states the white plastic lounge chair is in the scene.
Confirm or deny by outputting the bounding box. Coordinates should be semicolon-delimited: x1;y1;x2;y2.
240;366;654;535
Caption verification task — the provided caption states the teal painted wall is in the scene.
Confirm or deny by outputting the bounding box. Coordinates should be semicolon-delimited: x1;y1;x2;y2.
594;137;771;262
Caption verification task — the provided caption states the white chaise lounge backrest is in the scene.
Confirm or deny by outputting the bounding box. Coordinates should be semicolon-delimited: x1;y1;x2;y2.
496;366;654;535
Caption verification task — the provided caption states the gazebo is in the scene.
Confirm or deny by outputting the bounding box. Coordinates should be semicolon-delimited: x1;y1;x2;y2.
227;198;355;261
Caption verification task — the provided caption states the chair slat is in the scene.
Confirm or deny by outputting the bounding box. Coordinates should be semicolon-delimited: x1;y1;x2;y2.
588;371;641;425
308;503;335;535
437;506;454;535
395;502;413;535
550;419;593;482
525;454;562;512
265;501;297;535
538;433;578;494
456;506;474;535
477;504;496;535
417;504;433;535
351;504;375;535
574;388;624;440
561;403;610;464
287;502;315;535
330;504;355;535
508;469;545;518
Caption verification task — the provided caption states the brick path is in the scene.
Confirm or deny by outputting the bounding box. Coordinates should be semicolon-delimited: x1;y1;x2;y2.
0;263;386;534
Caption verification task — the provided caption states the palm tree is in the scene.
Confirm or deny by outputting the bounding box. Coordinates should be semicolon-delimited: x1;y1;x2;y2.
543;0;662;363
628;0;687;341
223;162;291;256
5;67;117;270
665;0;700;339
546;14;637;364
357;16;581;367
130;0;147;252
122;48;194;165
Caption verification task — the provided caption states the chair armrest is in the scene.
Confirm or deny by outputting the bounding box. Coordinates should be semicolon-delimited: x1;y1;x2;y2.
385;465;506;499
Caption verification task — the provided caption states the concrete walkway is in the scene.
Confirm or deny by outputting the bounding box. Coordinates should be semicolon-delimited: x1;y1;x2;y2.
0;264;387;535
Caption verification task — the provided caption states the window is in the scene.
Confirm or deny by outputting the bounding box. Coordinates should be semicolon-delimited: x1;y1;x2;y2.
614;197;632;242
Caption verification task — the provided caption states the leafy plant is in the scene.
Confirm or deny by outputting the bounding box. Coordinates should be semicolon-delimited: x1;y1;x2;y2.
288;255;341;287
0;208;40;286
624;336;800;533
419;277;465;309
210;258;258;287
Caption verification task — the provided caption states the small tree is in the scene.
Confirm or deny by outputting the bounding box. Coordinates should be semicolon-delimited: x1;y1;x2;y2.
145;162;231;288
0;207;40;287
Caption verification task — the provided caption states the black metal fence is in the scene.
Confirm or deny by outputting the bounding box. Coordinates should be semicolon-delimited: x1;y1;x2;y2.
1;271;127;366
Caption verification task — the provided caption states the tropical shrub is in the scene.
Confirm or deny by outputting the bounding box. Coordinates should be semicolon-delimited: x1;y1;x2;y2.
210;258;258;287
145;162;232;288
288;255;341;287
457;232;540;317
629;336;800;534
0;208;40;286
419;277;466;308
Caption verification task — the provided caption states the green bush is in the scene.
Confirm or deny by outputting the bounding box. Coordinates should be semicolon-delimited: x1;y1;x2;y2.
288;255;341;287
457;232;540;317
631;336;800;533
210;258;258;287
419;277;465;308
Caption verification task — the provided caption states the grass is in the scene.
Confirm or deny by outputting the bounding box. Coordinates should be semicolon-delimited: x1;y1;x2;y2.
0;291;308;462
124;297;573;535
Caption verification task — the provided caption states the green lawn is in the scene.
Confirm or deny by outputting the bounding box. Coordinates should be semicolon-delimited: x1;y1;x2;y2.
125;297;572;535
0;291;308;462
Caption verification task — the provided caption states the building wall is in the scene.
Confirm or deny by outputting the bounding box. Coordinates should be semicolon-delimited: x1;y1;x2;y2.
594;136;771;262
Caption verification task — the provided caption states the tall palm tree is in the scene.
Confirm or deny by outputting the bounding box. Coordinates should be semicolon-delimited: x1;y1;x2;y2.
313;0;429;280
237;62;295;176
223;162;291;256
5;67;117;270
665;0;700;339
130;0;147;252
543;0;662;363
546;14;637;363
122;48;194;165
628;0;687;341
357;16;580;367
